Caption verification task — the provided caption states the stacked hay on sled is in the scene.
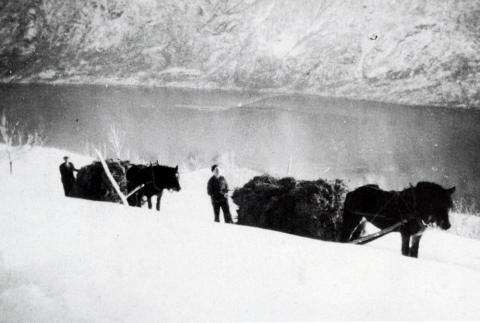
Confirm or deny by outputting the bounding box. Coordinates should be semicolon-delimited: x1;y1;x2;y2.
74;159;130;203
232;175;348;241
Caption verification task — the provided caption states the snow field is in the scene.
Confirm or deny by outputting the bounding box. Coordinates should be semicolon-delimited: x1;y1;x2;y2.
1;146;480;321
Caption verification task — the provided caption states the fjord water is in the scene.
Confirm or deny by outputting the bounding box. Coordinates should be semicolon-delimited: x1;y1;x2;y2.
1;83;479;207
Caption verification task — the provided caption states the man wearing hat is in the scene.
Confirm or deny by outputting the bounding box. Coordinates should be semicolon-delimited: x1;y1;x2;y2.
59;156;79;197
207;164;233;223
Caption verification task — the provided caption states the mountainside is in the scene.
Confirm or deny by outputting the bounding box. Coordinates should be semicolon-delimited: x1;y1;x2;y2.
1;0;479;107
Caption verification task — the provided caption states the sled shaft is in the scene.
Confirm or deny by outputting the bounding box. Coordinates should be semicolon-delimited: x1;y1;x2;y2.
126;184;145;198
350;220;407;245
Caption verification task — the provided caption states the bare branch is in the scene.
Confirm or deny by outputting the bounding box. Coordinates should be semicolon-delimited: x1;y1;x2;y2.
108;123;126;159
0;110;46;175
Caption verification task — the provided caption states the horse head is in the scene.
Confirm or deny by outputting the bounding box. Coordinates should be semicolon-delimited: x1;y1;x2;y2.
152;164;181;192
415;182;455;230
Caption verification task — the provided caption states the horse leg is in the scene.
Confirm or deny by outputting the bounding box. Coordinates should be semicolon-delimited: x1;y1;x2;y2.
132;194;141;208
127;192;138;207
156;190;163;212
401;232;410;256
147;196;153;209
127;195;134;207
409;234;422;258
338;209;363;242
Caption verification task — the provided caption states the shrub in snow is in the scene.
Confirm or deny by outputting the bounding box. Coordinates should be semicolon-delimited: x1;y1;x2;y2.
74;159;129;202
232;175;348;241
0;110;45;175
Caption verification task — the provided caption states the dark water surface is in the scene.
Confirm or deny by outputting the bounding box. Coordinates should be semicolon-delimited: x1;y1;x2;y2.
1;83;479;207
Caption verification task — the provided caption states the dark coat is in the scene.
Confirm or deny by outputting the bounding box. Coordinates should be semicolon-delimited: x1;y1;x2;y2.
207;175;229;202
59;162;77;183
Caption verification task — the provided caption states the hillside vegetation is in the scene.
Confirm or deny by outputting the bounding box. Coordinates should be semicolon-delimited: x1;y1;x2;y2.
1;0;479;107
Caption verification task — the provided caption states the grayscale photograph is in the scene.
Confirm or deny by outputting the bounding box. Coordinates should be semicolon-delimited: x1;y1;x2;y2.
1;0;480;321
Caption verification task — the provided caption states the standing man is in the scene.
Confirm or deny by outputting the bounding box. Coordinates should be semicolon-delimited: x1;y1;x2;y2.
207;164;233;223
59;156;79;197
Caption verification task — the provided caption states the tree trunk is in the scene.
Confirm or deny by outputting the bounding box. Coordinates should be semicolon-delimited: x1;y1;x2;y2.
95;149;129;205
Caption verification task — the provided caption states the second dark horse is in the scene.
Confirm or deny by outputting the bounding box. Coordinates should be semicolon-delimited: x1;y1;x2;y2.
338;182;455;258
126;163;181;211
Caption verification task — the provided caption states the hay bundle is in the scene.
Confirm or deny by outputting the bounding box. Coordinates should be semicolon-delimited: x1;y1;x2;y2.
74;159;129;203
232;175;348;241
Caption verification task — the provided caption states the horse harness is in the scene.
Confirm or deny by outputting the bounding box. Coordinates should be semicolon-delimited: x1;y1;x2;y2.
349;186;428;242
149;164;163;192
127;165;163;198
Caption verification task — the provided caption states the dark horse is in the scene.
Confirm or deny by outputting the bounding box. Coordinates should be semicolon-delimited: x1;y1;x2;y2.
126;163;181;211
338;182;455;257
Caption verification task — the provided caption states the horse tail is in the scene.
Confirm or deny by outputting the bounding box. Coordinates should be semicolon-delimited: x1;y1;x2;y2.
337;192;352;242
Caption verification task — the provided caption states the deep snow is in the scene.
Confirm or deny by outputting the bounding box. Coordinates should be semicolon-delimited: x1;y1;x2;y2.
1;146;480;322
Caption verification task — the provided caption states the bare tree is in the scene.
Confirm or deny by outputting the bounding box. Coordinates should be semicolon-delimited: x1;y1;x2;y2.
0;110;45;175
108;123;125;159
83;140;96;158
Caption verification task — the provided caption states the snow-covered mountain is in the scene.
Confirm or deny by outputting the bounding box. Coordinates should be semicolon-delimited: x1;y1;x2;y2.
1;0;479;107
1;145;480;321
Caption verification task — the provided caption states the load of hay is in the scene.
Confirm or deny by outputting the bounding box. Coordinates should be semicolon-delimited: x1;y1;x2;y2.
74;159;130;203
232;175;348;241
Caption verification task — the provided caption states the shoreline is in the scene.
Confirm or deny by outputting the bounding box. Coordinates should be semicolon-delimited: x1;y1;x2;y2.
1;78;477;113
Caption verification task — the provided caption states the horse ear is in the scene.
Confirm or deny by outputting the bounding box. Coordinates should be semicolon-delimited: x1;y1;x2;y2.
446;186;456;195
175;165;178;171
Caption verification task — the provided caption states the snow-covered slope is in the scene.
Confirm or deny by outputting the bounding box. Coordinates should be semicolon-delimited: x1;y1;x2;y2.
1;0;479;107
1;146;480;322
